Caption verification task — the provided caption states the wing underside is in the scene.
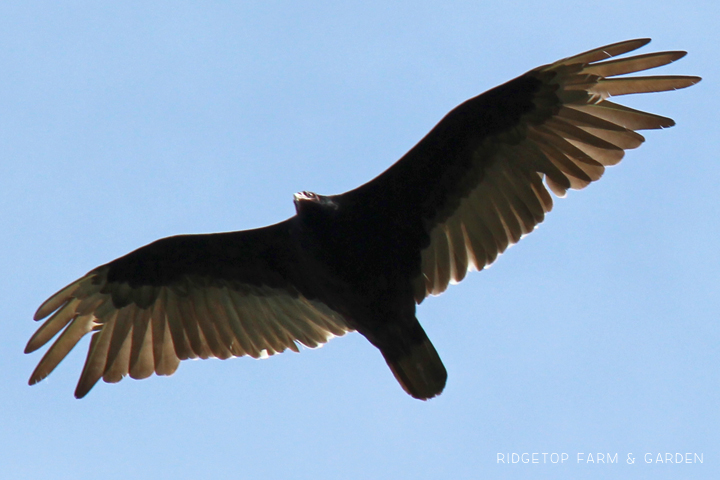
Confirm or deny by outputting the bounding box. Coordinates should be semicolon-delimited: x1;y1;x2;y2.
413;40;698;301
26;228;352;398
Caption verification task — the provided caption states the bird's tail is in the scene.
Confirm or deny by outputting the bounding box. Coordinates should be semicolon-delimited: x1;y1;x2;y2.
382;335;447;400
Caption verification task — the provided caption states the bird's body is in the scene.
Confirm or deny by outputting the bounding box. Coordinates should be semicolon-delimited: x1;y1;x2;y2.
26;39;699;399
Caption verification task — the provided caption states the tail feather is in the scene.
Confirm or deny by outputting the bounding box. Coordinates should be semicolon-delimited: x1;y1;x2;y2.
383;337;447;400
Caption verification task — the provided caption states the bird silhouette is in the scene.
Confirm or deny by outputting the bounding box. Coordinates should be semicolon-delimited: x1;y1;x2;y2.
26;39;699;400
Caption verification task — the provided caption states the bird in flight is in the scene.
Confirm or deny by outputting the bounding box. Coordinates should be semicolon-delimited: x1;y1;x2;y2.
26;39;699;400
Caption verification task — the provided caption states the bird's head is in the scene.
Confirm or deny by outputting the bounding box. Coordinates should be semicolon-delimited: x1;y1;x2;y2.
293;191;339;214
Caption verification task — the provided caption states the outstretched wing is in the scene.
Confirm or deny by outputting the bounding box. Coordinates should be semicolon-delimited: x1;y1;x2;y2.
339;39;699;302
26;220;352;398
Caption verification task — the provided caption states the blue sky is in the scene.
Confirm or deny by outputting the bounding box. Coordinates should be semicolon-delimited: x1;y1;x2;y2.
2;2;717;479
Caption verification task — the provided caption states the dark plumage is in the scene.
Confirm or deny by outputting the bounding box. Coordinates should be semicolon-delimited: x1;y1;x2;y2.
26;39;699;400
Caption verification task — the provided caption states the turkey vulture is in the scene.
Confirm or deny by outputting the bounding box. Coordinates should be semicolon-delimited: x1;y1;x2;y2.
26;39;699;400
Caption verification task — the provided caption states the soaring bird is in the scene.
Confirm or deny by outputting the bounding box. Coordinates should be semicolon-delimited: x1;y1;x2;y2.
26;39;699;400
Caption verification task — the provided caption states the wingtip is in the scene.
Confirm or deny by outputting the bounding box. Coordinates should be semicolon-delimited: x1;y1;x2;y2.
599;38;651;54
33;279;82;320
74;384;92;399
599;37;652;51
548;38;654;70
24;342;37;355
673;50;688;61
28;369;46;386
33;305;50;321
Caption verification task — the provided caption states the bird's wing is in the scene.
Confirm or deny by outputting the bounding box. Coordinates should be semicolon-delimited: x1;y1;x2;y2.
339;39;699;302
26;220;352;398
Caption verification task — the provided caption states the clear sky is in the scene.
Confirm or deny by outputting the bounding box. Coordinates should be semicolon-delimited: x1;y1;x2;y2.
2;2;717;479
